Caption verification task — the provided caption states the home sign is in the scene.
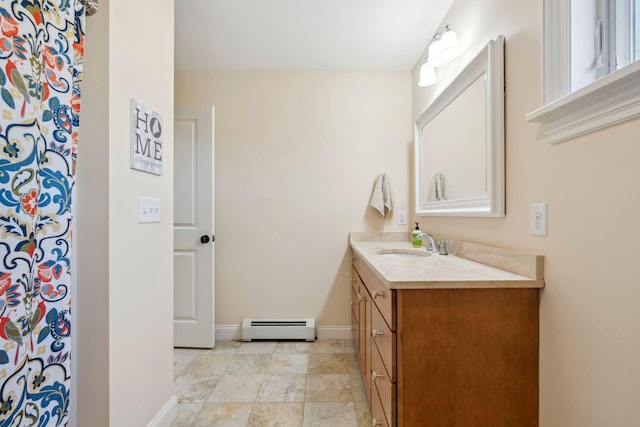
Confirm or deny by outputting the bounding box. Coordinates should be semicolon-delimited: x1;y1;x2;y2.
130;99;163;175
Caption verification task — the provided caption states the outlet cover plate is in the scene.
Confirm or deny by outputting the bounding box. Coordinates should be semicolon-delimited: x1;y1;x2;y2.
398;211;407;225
531;202;547;236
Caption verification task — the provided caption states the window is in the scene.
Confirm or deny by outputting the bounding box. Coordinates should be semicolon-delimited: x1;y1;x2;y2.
572;0;640;91
526;0;640;143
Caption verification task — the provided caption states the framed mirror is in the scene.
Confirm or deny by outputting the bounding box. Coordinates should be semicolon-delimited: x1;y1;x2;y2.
415;36;505;217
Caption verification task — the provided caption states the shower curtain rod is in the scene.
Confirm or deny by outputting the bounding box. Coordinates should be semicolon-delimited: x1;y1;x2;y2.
79;0;99;16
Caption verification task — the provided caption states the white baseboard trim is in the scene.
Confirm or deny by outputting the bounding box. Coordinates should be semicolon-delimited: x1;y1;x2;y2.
215;324;242;341
147;395;178;427
215;324;352;341
316;326;353;340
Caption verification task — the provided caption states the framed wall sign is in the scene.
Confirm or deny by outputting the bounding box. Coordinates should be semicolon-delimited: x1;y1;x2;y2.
130;99;163;175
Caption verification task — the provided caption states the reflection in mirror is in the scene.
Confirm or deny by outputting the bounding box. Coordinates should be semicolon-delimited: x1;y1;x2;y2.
415;36;505;217
421;75;486;202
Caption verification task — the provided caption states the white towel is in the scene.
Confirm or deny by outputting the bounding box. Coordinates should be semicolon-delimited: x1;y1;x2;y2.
428;173;446;201
369;173;394;218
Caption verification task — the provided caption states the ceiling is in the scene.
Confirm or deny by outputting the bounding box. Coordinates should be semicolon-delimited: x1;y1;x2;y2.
174;0;454;71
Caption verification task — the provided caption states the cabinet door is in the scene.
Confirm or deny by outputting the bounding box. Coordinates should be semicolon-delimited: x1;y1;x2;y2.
361;285;372;403
351;310;358;348
351;284;359;347
396;288;539;426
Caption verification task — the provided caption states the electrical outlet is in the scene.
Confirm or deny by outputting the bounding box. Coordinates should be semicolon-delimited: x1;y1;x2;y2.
531;203;547;236
398;211;407;225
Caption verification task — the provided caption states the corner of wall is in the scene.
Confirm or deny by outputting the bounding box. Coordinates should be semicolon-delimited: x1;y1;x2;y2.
75;0;111;425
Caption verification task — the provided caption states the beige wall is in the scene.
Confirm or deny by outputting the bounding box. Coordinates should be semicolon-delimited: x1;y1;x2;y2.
176;71;412;328
412;1;640;425
77;0;175;425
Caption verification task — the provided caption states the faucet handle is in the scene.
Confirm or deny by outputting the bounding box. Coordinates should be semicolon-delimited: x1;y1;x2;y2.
438;239;449;255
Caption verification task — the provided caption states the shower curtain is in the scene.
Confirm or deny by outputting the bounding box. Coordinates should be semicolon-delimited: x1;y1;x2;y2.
0;1;85;425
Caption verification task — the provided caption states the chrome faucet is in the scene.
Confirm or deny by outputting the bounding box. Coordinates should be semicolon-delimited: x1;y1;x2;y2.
416;232;438;254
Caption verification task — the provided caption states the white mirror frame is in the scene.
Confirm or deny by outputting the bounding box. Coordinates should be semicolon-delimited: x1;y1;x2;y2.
414;35;505;217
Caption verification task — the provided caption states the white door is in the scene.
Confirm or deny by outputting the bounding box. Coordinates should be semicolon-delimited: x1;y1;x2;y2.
173;106;215;348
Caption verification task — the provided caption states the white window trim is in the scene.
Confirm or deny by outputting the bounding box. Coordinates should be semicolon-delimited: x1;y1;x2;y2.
526;0;640;143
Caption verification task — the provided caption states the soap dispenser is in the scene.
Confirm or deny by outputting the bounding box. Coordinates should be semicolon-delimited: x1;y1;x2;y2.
412;222;422;248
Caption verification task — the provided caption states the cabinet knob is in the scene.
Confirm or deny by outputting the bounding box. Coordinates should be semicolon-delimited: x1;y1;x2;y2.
373;291;384;299
372;329;383;337
372;371;383;382
372;419;382;426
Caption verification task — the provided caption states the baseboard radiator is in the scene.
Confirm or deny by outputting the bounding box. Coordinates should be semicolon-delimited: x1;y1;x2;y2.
241;318;316;342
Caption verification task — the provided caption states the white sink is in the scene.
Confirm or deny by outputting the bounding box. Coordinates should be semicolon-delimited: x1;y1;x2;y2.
375;248;432;258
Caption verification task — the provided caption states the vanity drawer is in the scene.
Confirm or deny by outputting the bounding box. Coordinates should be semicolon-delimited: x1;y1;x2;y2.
372;343;395;427
351;252;359;273
371;386;391;427
371;305;396;381
359;261;395;329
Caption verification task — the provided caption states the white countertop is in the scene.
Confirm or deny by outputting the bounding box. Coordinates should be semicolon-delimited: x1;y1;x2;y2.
350;240;544;289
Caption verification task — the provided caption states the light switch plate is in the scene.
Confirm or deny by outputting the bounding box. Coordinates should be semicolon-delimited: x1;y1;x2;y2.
139;197;161;223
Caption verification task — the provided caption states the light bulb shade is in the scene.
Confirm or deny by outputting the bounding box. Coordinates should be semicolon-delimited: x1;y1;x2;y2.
426;39;443;67
439;29;460;62
418;63;437;86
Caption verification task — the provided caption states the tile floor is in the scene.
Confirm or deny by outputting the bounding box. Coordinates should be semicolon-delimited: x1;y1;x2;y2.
171;339;372;426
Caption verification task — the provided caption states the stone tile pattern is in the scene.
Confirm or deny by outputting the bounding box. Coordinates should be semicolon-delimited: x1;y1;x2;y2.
172;340;372;427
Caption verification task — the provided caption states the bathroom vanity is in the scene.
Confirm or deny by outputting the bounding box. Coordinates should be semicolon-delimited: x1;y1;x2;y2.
350;232;544;426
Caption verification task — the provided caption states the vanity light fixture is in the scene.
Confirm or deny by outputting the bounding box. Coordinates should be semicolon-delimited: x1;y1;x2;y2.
426;33;444;68
418;25;461;87
439;25;461;62
418;63;437;86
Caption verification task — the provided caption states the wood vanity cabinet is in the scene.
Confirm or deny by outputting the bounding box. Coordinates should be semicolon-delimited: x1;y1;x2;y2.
351;251;539;427
351;256;372;401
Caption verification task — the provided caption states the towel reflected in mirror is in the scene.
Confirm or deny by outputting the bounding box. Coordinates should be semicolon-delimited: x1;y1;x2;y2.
428;173;446;201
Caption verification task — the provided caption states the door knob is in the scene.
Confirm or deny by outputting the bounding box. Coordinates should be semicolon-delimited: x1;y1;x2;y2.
200;235;210;244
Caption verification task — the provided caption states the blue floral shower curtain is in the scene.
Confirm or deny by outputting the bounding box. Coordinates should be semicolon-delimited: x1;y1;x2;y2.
0;1;85;425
